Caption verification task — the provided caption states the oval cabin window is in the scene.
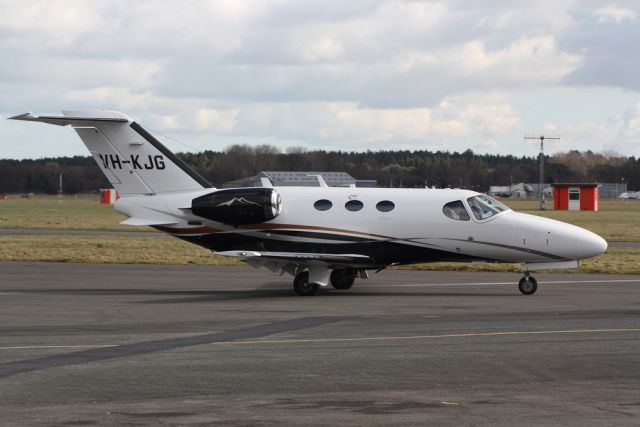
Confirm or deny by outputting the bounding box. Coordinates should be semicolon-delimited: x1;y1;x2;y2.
314;199;333;211
376;200;395;212
345;200;364;211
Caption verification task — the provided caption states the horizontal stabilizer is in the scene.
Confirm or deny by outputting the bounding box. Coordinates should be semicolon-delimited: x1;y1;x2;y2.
9;111;130;126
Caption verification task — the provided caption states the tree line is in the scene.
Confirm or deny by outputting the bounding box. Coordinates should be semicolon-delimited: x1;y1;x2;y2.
1;146;638;194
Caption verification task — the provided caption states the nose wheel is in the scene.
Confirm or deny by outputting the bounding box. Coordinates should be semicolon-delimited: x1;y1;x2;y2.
518;273;537;295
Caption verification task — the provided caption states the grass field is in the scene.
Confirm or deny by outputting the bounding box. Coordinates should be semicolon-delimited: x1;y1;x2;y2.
0;235;239;266
0;195;141;232
1;235;638;274
1;195;639;274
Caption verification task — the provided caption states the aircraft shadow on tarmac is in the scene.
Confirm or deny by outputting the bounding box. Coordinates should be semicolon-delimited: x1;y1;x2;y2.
0;316;347;380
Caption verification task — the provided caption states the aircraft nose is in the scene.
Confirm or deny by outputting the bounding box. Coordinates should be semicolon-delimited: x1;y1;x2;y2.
573;229;608;259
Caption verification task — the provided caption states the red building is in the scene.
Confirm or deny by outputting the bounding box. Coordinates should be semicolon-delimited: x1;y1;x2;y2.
100;188;119;205
553;183;599;211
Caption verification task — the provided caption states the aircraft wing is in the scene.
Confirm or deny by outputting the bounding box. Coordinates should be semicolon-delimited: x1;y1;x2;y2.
215;250;370;263
215;250;371;287
120;217;178;226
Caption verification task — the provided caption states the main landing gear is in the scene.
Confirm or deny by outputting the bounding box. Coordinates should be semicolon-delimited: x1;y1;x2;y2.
330;268;357;290
293;271;319;296
293;268;360;296
518;272;538;295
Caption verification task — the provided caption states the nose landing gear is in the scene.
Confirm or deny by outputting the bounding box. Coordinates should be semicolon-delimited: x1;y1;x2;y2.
518;272;538;295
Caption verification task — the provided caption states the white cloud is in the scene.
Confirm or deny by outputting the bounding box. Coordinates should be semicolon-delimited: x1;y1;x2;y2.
64;88;238;135
1;1;640;158
594;6;636;23
159;115;180;130
400;36;581;86
195;108;238;133
434;99;521;137
626;104;640;137
549;102;640;156
291;32;346;63
230;96;521;148
474;138;501;152
0;1;101;47
61;84;521;149
42;58;163;90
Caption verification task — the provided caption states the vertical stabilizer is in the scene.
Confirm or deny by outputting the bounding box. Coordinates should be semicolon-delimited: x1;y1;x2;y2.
10;111;212;194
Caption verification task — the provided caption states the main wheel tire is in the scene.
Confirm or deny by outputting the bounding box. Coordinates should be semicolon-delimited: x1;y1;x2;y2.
330;268;357;290
518;276;538;295
293;272;319;296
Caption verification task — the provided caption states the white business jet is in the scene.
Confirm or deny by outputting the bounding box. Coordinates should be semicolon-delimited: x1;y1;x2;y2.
10;111;608;296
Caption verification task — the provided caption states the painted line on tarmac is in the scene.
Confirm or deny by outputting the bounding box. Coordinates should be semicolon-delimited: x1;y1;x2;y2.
219;327;640;346
4;328;639;352
0;344;119;351
382;279;640;287
537;279;640;284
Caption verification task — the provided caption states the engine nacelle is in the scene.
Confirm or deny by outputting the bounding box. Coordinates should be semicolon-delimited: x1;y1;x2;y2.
191;188;282;225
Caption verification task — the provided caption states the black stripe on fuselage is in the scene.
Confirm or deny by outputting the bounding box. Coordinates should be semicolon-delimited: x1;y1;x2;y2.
263;230;443;247
443;238;568;261
176;232;486;266
130;122;212;188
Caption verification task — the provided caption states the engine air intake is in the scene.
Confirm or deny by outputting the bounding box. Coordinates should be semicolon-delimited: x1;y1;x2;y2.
191;188;282;225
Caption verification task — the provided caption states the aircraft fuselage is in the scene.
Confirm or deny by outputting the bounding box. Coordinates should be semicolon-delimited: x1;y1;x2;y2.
117;186;607;268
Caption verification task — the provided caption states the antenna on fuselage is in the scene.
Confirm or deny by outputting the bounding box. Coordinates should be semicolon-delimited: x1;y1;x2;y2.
525;135;560;210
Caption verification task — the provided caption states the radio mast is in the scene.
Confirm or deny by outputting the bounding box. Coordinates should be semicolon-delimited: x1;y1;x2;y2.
525;135;559;210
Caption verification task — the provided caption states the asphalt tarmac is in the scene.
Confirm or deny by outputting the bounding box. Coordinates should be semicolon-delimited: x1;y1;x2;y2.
1;262;639;426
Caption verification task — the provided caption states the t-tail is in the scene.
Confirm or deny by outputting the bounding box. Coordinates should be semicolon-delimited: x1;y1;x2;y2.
10;110;212;195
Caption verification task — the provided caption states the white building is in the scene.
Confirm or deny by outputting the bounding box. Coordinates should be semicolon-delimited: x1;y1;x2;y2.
223;171;377;188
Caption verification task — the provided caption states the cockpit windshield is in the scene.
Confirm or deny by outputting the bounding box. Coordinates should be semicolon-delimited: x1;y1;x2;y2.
466;195;510;220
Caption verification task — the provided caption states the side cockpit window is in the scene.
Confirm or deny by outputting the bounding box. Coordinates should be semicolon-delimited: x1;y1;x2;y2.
443;200;470;221
466;195;510;220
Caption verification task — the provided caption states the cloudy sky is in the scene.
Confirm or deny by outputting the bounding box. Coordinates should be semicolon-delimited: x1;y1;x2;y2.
1;0;639;159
